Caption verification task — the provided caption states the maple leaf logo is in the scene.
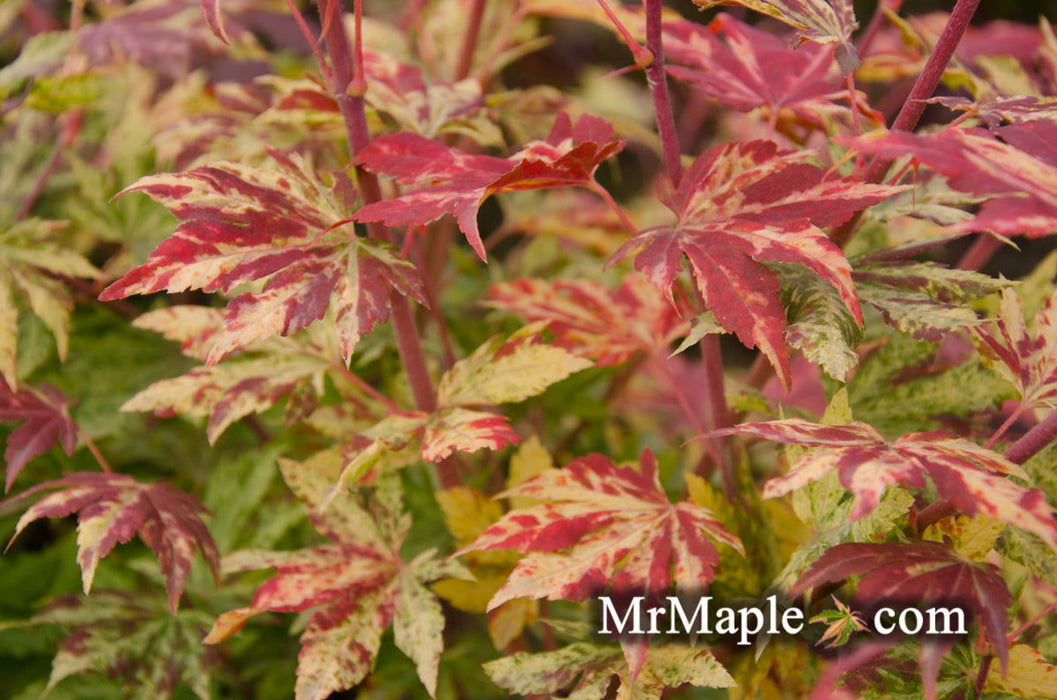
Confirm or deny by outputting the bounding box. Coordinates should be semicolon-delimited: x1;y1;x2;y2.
99;150;426;363
2;472;220;613
703;418;1057;549
810;595;868;648
205;465;466;700
354;112;625;260
459;449;743;609
609;140;903;385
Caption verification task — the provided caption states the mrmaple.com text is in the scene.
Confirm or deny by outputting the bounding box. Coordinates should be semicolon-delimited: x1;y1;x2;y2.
597;595;969;646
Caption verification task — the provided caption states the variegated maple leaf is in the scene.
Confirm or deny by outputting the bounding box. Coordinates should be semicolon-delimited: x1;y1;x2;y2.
486;275;692;366
120;306;333;444
791;540;1013;671
15;591;219;699
665;15;879;131
204;464;466;700
459;449;743;610
99;150;426;363
363;49;500;145
845;121;1057;238
928;95;1057;129
484;642;735;700
0;378;77;490
354;112;625;260
2;472;220;613
609;140;903;385
0;219;99;389
853;260;1009;342
973;288;1057;412
703;419;1057;550
810;596;868;648
693;0;860;73
360;323;592;465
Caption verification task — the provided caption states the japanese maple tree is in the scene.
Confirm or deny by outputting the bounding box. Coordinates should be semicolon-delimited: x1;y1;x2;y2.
2;0;1057;699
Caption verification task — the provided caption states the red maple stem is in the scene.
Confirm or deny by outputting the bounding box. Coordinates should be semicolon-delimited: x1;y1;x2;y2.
318;0;440;424
917;408;1057;534
856;0;903;58
78;429;112;474
830;0;982;249
282;0;333;84
335;363;399;411
643;0;682;188
595;0;653;67
973;654;992;698
956;235;1004;271
1004;409;1057;465
984;404;1026;449
587;181;637;234
454;0;487;80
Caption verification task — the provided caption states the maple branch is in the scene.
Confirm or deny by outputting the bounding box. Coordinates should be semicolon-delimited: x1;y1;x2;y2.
917;409;1057;533
642;0;682;187
318;0;440;418
390;295;437;413
454;0;487;81
1004;409;1057;465
830;0;981;249
973;654;992;698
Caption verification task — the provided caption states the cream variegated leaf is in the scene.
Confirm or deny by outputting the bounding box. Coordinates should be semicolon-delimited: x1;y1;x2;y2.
692;0;859;72
205;468;461;699
100;151;426;363
704;419;1057;550
459;450;742;610
437;322;593;407
2;473;219;613
484;642;735;700
0;219;98;388
974;288;1057;410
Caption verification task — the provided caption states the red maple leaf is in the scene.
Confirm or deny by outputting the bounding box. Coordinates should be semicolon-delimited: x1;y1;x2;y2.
0;379;77;491
458;449;743;609
665;15;880;131
844;121;1057;238
353;112;625;260
486;275;691;366
3;472;220;613
703;419;1057;550
609;140;902;385
790;540;1013;674
99;150;426;363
